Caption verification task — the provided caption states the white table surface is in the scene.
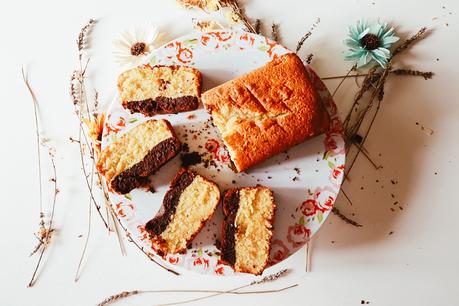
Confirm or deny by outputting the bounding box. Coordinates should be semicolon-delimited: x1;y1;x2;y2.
1;0;458;305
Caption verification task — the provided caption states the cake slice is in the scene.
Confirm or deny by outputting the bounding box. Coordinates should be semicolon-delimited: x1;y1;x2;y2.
145;168;221;255
220;186;276;275
118;65;201;116
97;119;181;194
202;53;329;172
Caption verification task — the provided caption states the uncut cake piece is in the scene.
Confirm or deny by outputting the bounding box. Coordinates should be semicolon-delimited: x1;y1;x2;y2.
145;168;221;255
118;65;201;116
220;186;276;275
96;119;181;194
202;53;329;172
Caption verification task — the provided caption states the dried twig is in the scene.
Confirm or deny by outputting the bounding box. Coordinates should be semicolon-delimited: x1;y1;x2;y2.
332;64;357;97
392;27;428;57
271;22;279;42
305;53;314;65
295;18;320;53
97;284;297;306
219;0;256;33
22;68;59;287
155;269;291;306
77;19;96;59
392;69;434;80
74;157;95;282
332;207;362;227
295;31;311;53
254;19;262;34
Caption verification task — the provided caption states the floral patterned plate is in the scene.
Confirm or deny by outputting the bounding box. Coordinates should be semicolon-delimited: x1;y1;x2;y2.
102;30;345;276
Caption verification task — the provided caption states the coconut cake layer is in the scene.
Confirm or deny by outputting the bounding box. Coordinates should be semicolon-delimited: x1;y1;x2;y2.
96;119;181;194
118;65;201;116
145;169;220;255
221;186;276;275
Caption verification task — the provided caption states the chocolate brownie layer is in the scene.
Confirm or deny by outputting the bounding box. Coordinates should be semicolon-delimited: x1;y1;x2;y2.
145;168;221;254
118;65;201;117
221;189;240;266
145;169;195;236
97;119;181;195
122;96;199;117
111;137;181;194
220;186;276;275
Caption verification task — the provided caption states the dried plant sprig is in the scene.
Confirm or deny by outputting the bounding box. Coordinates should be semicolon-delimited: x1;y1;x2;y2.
392;27;428;57
305;53;314;65
251;269;288;285
332;207;362;227
74;157;95;282
392;69;434;80
97;284;297;306
155;269;292;306
71;18;140;281
22;68;60;287
271;22;279;42
295;31;311;53
295;18;320;53
254;19;262;34
77;19;96;58
219;0;257;33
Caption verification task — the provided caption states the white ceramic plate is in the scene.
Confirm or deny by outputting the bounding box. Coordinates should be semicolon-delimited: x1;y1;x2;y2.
102;30;345;276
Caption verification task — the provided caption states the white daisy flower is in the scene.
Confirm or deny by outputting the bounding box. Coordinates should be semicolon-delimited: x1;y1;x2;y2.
113;24;159;69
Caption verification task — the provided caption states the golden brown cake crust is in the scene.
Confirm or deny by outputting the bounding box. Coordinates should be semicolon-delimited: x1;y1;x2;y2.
202;53;329;172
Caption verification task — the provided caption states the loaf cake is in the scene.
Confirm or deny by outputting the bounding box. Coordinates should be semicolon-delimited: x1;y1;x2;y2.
146;168;221;255
202;53;330;172
118;65;201;116
96;119;181;194
220;186;276;275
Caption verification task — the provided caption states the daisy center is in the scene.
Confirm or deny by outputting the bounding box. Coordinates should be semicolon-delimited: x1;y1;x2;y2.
360;34;380;50
130;42;147;56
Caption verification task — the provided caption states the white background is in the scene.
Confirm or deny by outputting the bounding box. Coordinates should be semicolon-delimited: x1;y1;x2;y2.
1;0;458;305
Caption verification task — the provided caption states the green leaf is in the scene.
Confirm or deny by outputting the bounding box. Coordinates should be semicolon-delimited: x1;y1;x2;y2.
299;216;305;225
328;161;335;169
125;194;132;200
197;248;203;257
323;150;330;160
183;38;198;45
128;118;138;123
258;45;269;51
317;211;323;223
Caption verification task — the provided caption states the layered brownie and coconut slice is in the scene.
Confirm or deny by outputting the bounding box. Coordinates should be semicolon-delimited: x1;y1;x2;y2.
96;119;181;194
202;53;329;172
118;65;201;116
146;169;220;255
221;186;276;275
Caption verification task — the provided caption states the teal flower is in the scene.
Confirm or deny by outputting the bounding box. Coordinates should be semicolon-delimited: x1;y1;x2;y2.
345;20;399;68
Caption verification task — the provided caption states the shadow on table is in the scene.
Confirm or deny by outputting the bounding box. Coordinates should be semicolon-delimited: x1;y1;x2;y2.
314;63;444;249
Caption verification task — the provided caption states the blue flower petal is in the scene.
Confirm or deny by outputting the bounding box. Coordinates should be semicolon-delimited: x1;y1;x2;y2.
381;36;400;45
357;52;370;67
358;28;370;40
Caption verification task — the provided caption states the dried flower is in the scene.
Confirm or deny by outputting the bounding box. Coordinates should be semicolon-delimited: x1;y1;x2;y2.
177;0;220;11
345;20;399;68
193;19;223;31
83;112;105;155
113;24;159;69
225;10;241;25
